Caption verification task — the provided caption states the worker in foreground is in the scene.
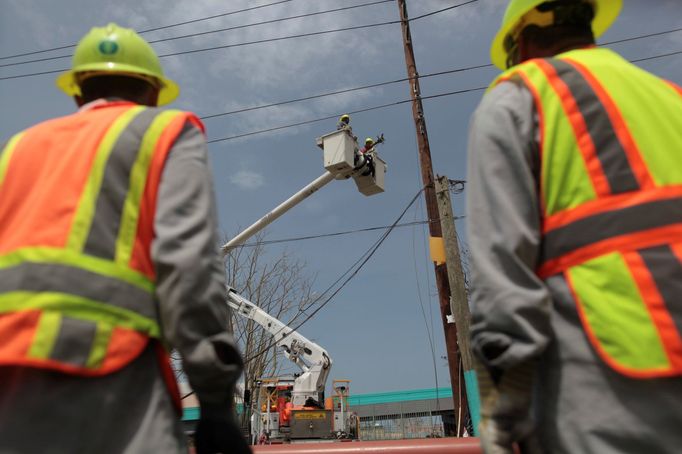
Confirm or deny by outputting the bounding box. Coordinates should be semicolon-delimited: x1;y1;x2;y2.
466;1;682;453
0;24;249;454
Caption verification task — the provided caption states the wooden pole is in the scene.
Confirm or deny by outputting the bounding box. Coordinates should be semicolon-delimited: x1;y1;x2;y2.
435;175;478;434
397;0;466;435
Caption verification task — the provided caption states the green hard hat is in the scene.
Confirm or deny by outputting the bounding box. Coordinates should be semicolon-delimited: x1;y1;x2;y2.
490;0;622;70
56;23;179;105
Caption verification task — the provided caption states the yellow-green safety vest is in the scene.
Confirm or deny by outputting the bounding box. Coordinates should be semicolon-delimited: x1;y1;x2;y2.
491;47;682;378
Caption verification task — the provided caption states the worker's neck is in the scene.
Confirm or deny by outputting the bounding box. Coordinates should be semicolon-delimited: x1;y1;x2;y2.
520;38;595;62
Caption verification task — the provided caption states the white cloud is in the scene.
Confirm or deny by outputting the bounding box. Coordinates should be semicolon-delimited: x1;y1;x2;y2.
97;0;401;130
230;170;265;190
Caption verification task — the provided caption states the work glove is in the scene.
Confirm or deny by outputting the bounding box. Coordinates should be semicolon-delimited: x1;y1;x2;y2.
475;359;543;454
194;405;251;454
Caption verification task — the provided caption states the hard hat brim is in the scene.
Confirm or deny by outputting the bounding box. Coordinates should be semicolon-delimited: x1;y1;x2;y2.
56;63;180;106
490;0;623;70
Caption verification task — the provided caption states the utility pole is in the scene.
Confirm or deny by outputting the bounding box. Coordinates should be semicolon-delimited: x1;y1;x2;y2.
435;175;478;434
397;0;467;435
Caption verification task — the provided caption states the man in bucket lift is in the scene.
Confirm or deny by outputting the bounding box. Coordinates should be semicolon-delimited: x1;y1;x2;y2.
358;136;384;177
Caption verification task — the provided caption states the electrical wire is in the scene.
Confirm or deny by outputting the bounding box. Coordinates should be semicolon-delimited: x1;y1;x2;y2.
157;20;400;59
0;22;396;78
601;26;682;46
0;0;480;78
199;65;493;120
204;45;682;143
236;218;466;248
409;0;478;22
631;49;682;64
206;86;487;143
239;187;426;367
0;0;297;61
0;0;395;68
3;25;679;82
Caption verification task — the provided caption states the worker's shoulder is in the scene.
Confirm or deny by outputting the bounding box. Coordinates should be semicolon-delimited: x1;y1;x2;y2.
149;106;205;134
13;110;82;137
474;79;533;121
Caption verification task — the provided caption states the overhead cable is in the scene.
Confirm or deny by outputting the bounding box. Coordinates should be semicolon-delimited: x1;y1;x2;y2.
182;187;431;400
0;0;395;69
199;64;493;120
205;87;483;143
0;0;296;61
0;21;397;76
0;0;480;78
204;48;682;143
236;217;464;248
239;187;426;367
601;26;682;46
630;48;682;64
2;31;680;83
409;0;479;21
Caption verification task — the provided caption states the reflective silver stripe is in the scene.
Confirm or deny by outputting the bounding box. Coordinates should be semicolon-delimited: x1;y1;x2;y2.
0;262;158;320
547;59;639;194
83;108;162;259
639;245;682;334
541;197;682;263
49;316;97;367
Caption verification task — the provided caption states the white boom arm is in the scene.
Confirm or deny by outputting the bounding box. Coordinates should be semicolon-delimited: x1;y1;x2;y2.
226;287;332;407
221;171;336;254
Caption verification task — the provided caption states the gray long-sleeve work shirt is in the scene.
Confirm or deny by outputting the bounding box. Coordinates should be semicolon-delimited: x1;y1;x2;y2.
466;80;682;453
0;102;241;453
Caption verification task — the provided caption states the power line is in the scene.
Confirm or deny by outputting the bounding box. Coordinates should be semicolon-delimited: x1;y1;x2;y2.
182;188;428;400
206;86;487;143
409;0;478;21
0;21;397;78
2;29;679;84
0;0;296;61
236;217;464;248
138;0;294;34
199;65;493;120
0;0;479;79
0;0;395;69
204;46;682;143
239;187;426;367
631;49;682;64
601;26;682;46
157;20;400;59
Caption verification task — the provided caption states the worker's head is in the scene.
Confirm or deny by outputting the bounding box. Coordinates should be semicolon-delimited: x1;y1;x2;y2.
340;114;350;124
491;0;621;70
56;23;179;107
365;137;374;147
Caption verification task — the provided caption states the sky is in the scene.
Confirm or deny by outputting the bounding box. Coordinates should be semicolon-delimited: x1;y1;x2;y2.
2;0;682;396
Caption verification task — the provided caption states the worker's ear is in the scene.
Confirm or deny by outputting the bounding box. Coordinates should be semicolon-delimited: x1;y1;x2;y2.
144;87;160;107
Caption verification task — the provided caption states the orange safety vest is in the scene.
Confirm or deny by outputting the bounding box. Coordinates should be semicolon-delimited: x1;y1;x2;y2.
491;48;682;378
0;101;204;384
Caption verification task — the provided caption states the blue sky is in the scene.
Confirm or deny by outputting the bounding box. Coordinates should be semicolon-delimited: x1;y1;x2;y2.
2;0;681;395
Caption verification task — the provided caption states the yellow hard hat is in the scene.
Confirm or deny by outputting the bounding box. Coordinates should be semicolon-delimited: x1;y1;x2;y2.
365;137;374;145
490;0;622;70
56;23;179;105
340;114;350;122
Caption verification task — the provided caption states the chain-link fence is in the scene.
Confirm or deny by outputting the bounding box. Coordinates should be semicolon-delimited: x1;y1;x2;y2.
359;410;451;441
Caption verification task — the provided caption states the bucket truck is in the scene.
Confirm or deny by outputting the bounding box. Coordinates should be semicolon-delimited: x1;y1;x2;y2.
216;123;385;443
227;287;358;443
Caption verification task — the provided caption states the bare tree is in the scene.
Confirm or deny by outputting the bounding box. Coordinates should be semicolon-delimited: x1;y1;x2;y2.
172;234;316;414
224;233;317;401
